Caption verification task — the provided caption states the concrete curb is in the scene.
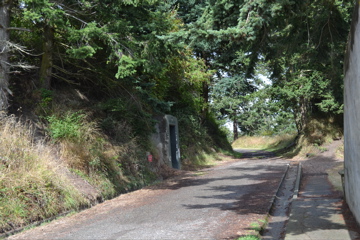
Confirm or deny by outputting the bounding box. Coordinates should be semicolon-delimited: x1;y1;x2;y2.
293;163;302;199
0;210;73;239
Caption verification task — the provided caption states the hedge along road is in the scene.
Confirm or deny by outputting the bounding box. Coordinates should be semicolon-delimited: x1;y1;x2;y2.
9;152;289;240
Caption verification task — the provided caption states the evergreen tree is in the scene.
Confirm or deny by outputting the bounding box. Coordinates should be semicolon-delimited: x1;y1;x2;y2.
264;0;354;132
0;0;13;110
174;0;353;135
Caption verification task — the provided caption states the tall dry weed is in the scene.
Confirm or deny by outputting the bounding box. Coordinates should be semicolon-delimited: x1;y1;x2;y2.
232;134;296;150
0;114;86;232
49;111;150;196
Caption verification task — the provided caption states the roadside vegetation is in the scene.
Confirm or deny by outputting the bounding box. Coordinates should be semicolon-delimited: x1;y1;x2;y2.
232;134;296;151
232;115;343;158
0;114;87;233
281;117;343;159
237;236;260;240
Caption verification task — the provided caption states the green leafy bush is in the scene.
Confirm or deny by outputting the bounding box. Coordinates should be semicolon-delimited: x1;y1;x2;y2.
47;112;84;142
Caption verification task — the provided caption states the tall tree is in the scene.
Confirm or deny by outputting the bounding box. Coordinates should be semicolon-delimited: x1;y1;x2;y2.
264;0;354;132
211;74;255;139
172;0;295;119
0;0;13;110
173;0;354;135
22;0;88;89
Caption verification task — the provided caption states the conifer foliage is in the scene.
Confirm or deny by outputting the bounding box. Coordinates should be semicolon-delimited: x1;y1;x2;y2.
0;0;355;135
173;0;353;136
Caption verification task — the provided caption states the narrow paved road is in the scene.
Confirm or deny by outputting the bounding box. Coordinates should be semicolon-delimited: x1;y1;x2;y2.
9;152;289;239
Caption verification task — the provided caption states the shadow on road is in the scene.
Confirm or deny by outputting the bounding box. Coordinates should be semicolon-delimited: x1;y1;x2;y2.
152;151;288;216
235;149;276;159
180;170;282;215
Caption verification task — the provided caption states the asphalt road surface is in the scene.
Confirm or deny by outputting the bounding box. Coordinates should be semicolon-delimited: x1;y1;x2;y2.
9;152;289;239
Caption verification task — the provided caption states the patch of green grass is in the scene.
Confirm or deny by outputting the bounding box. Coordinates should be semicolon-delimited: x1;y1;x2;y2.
182;151;219;170
223;149;243;158
250;222;262;232
318;146;328;152
250;219;267;232
236;219;267;240
336;144;344;159
181;149;243;171
47;111;85;142
193;171;206;176
237;235;260;240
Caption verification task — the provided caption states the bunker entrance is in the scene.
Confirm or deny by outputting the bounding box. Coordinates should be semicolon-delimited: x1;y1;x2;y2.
170;125;179;169
151;115;181;169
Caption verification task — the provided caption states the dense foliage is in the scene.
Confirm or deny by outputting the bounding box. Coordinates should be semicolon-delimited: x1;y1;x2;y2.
0;0;354;139
0;0;352;156
172;0;353;136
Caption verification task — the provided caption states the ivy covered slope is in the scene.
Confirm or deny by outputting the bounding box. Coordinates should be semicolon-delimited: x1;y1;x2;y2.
0;0;231;233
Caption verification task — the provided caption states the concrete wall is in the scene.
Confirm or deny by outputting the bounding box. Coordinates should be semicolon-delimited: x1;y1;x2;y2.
151;115;181;169
344;1;360;224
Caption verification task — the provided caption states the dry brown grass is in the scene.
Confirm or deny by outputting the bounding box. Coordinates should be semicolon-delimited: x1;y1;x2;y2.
0;110;143;232
0;114;86;233
304;117;342;145
282;117;343;159
232;134;296;150
47;110;154;196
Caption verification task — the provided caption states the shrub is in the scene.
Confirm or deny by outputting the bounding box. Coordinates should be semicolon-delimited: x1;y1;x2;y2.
47;109;156;198
47;112;85;142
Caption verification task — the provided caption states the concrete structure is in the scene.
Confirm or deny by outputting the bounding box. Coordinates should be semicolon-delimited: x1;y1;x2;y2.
151;115;181;169
344;1;360;225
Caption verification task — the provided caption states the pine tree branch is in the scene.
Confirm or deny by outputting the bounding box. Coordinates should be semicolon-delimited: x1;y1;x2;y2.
51;73;80;85
6;27;31;32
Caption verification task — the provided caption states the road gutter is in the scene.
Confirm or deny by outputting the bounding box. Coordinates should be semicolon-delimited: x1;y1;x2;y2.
293;163;302;199
256;164;291;237
261;164;299;239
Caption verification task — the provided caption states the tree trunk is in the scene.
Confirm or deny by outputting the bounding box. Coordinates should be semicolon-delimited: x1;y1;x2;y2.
199;52;210;121
0;0;12;111
299;96;308;133
201;80;209;119
39;24;54;89
233;112;238;141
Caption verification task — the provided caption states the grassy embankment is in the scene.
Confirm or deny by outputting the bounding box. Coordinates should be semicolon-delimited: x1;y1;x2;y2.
0;105;158;233
232;117;343;159
0;89;232;234
0;114;87;233
232;134;296;152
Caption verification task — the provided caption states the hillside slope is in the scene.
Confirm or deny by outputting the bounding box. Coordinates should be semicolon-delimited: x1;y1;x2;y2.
0;88;231;235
